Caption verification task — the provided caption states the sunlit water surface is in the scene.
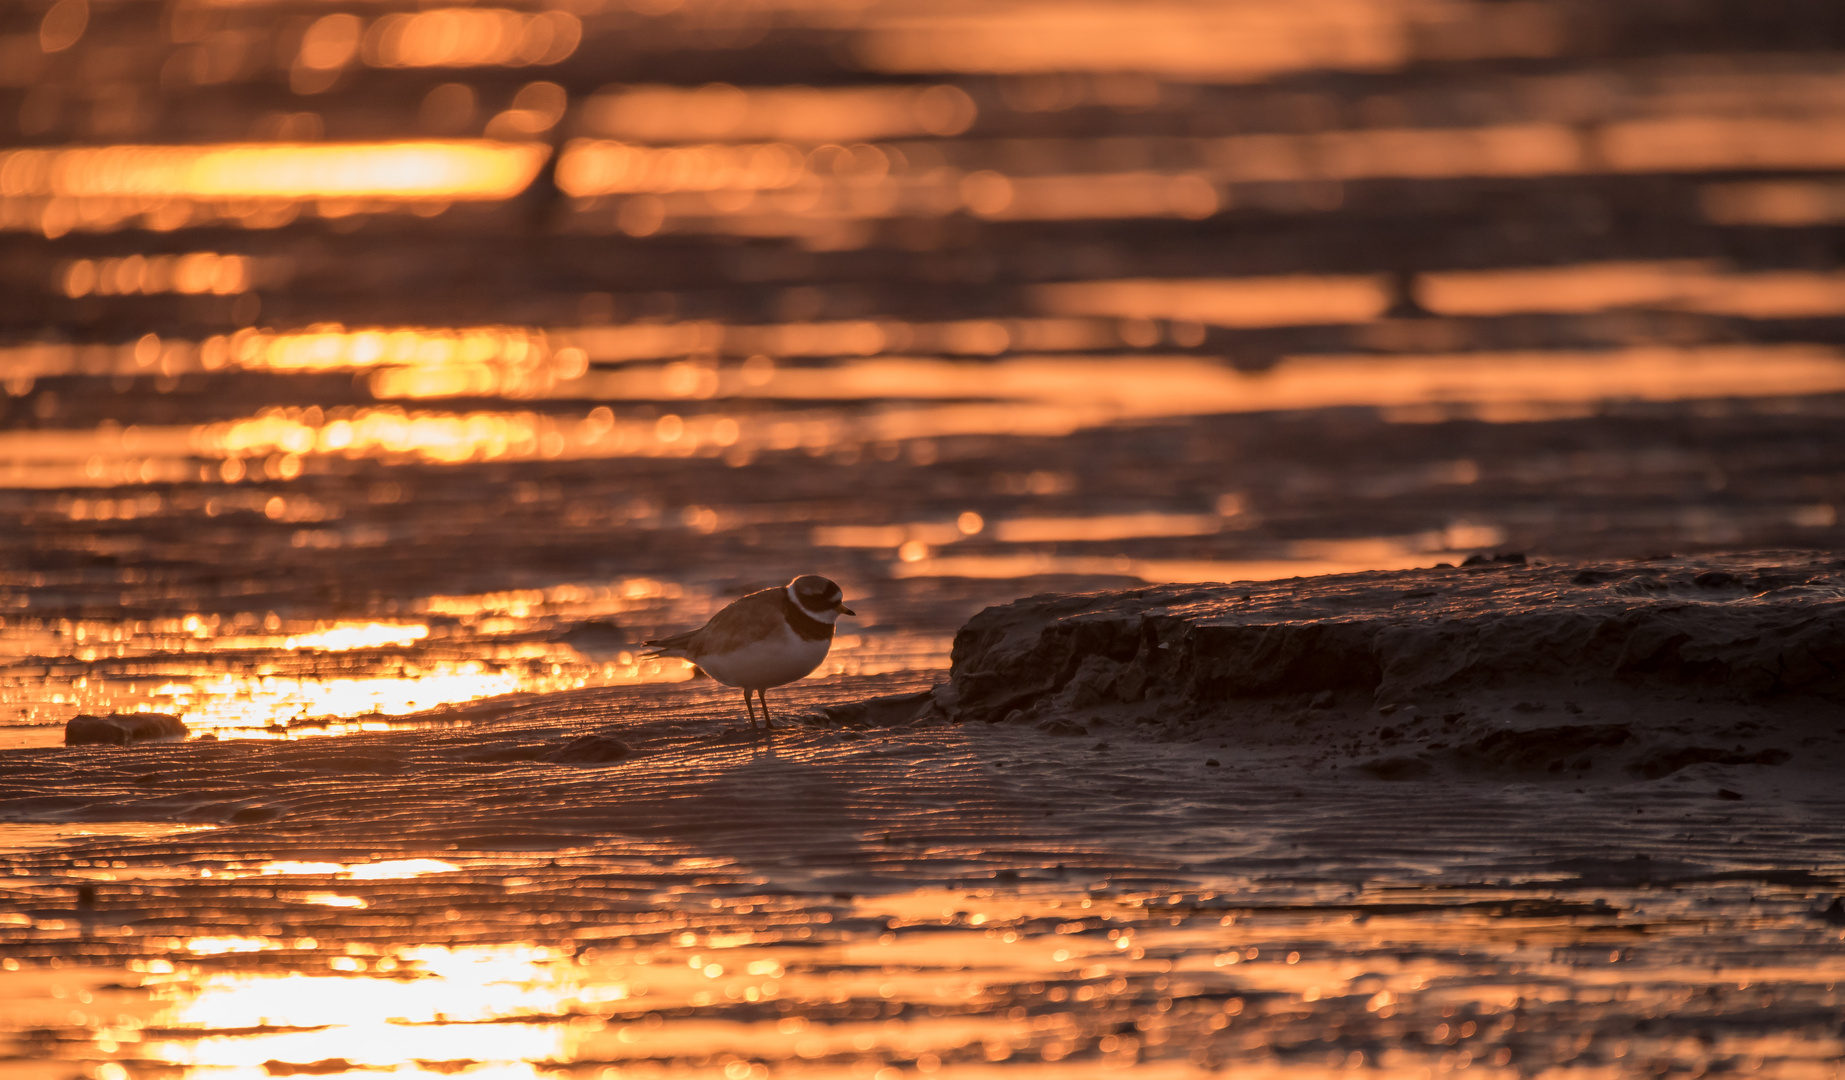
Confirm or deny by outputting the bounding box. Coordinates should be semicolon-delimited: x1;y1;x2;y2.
6;0;1845;1075
5;805;1844;1080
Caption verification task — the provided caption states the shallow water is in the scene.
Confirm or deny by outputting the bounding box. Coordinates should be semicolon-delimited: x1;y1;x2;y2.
3;677;1844;1079
5;0;1845;1074
5;2;1845;742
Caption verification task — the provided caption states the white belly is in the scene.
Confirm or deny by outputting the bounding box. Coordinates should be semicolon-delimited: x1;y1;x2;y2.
697;623;832;690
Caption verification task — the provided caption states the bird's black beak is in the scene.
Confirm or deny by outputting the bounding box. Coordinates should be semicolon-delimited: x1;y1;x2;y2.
838;604;856;616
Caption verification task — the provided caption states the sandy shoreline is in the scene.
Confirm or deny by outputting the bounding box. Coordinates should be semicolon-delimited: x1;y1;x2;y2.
5;555;1845;1077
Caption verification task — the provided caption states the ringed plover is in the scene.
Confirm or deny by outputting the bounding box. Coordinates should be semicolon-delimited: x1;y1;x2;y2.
645;575;855;731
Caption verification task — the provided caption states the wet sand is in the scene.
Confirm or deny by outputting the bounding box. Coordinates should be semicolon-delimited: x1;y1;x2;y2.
6;554;1845;1077
7;0;1845;1073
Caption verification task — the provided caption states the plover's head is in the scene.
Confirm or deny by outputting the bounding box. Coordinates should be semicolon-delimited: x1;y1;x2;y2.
788;575;855;623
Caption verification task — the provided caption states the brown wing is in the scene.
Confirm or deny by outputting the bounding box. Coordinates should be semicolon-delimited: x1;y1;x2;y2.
643;587;786;658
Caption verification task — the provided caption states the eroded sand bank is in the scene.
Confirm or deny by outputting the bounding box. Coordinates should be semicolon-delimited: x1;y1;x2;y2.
938;552;1845;795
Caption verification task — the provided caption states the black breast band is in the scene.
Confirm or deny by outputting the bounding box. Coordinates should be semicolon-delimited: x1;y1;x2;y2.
780;592;836;641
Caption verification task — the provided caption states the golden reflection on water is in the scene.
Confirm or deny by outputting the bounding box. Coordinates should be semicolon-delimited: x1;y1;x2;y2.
281;622;430;651
544;116;1845;239
26;246;1824;385
23;877;1843;1078
0;649;671;745
0;141;546;236
0;575;948;742
0;142;546;200
362;9;582;69
2;345;1843;488
1419;260;1845;318
890;526;1505;585
850;0;1565;81
59;252;255;298
1032;275;1389;327
583;84;977;144
259;859;461;880
9;112;1843;238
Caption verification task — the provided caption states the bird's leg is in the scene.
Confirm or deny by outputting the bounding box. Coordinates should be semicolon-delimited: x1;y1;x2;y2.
742;688;759;732
759;689;775;730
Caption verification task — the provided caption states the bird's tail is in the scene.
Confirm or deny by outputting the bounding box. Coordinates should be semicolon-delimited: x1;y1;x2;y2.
640;628;700;660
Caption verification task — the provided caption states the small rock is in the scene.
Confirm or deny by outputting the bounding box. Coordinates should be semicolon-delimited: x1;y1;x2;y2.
1715;788;1744;801
816;689;937;728
544;734;633;764
1036;717;1087;736
1694;571;1740;589
1309;690;1336;710
1462;552;1526;566
65;712;187;746
1205;758;1220;767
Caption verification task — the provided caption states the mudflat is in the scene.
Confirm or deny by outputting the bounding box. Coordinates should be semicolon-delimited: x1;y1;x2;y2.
4;554;1842;1077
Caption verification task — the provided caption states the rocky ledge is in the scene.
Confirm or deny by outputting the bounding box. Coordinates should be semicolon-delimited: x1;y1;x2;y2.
929;552;1845;783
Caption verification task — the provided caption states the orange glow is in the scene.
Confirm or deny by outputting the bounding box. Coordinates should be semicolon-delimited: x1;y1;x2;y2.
1600;116;1845;173
157;667;555;737
853;0;1565;81
282;622;430;652
60;252;252;297
991;512;1225;543
581;83;977;143
961;170;1220;220
817;513;1225;550
209;324;564;400
260;859;460;880
142;946;586;1069
3;345;1842;490
557;139;811;195
363;9;581;68
201;406;577;465
1031;275;1390;326
1421;260;1723;314
894;538;1478;585
230;325;545;370
1420;260;1845;318
555;317;1117;364
0;141;545;200
813;522;967;549
1701;180;1845;225
542;115;1845;245
53;876;1832;1079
